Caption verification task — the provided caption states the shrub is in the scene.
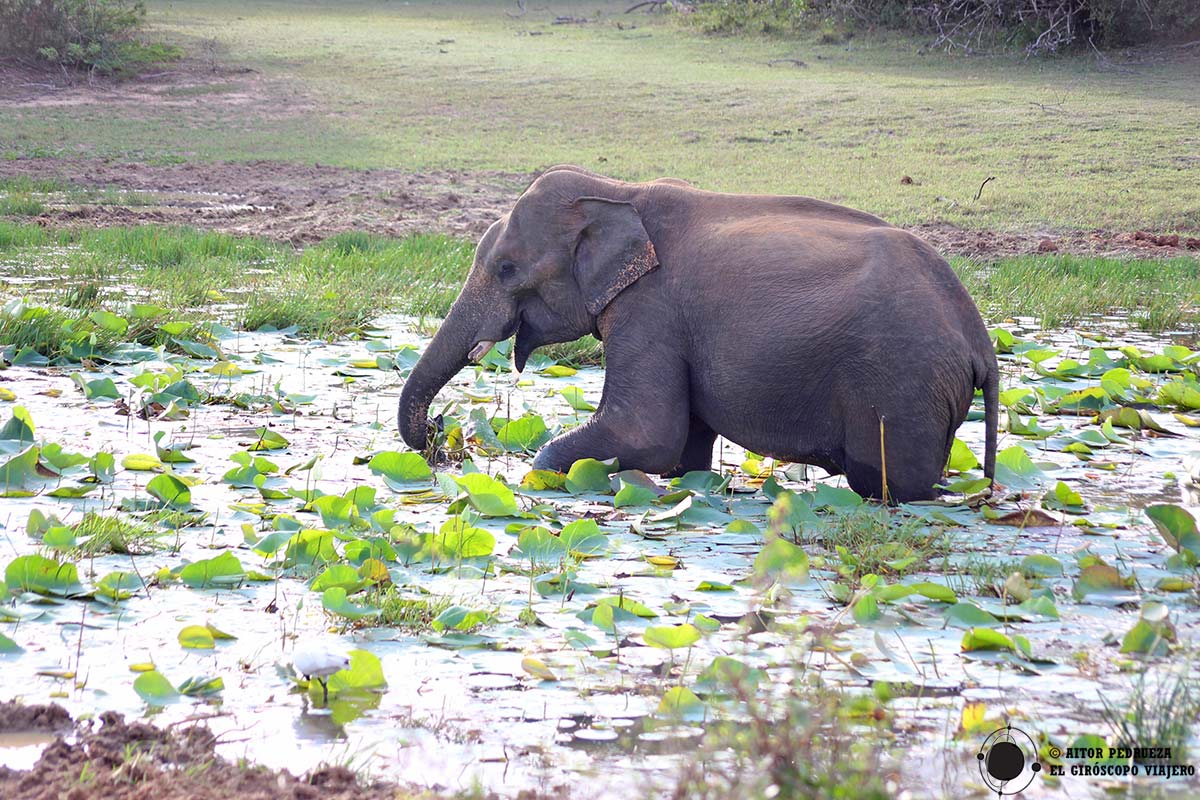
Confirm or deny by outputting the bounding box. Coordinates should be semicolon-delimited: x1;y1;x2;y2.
0;0;180;74
688;0;1200;52
691;0;810;34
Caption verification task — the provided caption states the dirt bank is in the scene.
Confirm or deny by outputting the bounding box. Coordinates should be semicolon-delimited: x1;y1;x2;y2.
0;703;440;800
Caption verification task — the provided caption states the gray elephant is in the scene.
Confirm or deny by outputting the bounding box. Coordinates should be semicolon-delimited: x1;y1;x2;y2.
397;166;998;502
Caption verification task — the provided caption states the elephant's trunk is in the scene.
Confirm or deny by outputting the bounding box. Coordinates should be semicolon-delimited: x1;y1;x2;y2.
397;298;480;451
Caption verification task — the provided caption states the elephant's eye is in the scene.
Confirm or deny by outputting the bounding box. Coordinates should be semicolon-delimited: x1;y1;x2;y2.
496;260;517;280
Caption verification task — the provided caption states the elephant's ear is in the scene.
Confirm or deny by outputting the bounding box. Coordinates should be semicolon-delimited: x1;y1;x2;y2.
571;197;659;316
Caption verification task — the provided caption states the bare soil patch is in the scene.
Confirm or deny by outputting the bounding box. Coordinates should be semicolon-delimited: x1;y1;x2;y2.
1;155;1197;257
0;57;302;117
0;702;71;734
0;705;428;800
1;157;530;243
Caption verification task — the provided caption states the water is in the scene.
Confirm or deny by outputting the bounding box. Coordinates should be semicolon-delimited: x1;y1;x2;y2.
0;311;1197;798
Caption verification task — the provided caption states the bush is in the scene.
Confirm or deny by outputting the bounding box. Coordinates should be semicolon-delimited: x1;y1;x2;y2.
0;0;180;74
688;0;1200;52
691;0;810;34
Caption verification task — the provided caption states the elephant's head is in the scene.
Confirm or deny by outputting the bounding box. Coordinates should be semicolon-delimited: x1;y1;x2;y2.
396;168;660;451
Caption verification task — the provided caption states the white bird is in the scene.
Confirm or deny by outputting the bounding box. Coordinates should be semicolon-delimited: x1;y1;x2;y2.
293;640;351;703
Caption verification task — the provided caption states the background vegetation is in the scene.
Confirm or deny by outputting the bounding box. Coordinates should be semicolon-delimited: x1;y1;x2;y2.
0;0;179;73
691;0;1200;53
2;1;1197;235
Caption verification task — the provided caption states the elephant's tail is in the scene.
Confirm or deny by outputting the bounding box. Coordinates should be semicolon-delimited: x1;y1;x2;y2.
981;361;998;484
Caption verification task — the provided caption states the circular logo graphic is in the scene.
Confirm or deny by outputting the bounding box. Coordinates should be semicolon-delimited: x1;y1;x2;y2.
978;724;1041;796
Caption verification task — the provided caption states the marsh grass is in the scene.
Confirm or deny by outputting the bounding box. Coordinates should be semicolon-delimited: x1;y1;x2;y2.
0;223;605;361
363;586;454;630
810;507;952;580
0;303;125;356
0;194;45;216
0;221;53;249
0;177;156;209
1;223;1196;362
951;555;1024;597
952;255;1200;331
1100;670;1200;764
71;512;163;556
671;674;891;799
0;177;68;194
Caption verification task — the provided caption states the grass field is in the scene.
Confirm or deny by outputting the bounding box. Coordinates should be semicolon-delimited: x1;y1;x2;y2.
1;0;1198;234
2;7;1200;797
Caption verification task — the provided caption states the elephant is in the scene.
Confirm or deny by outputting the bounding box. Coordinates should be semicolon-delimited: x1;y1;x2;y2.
397;165;998;502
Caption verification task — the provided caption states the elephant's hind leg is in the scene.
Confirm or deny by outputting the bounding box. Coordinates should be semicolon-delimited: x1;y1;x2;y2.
664;416;718;478
840;414;946;503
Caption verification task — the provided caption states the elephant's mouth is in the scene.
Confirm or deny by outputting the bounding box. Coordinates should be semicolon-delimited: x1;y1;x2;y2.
468;340;496;362
468;320;522;364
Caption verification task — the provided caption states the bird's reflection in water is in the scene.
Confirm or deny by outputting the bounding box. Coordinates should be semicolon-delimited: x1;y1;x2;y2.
294;691;383;740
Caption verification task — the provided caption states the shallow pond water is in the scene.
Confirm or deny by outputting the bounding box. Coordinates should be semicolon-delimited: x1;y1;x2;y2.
0;309;1198;799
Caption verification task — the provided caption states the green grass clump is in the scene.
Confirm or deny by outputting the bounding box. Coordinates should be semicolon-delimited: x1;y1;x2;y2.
363;586;454;630
953;255;1200;331
0;177;68;194
0;194;46;216
71;512;163;556
79;225;280;268
673;675;890;799
5;223;1195;367
810;507;951;580
1101;671;1200;765
0;302;123;358
0;221;51;249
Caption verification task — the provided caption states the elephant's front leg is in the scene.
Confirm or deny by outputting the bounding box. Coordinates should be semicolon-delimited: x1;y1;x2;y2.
533;346;690;476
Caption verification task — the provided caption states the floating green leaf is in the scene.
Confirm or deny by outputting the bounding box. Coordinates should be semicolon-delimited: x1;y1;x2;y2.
614;479;658;508
656;686;706;721
1072;563;1127;600
496;414;551;452
249;428;289;451
0;406;35;443
457;472;519;517
178;624;215;650
565;458;617;494
133;670;180;704
944;602;1002;628
643;623;701;649
1146;505;1200;560
510;526;568;566
4;554;84;597
122;453;163;472
368;451;432;488
146;473;192;509
994;446;1045;491
325;649;387;694
321;587;382;620
96;571;139;601
311;565;366;594
72;373;121;400
432;605;494;632
559;519;607;557
559;386;596;411
520;469;567;491
946;438;979;472
436;516;496;559
179;552;246;588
